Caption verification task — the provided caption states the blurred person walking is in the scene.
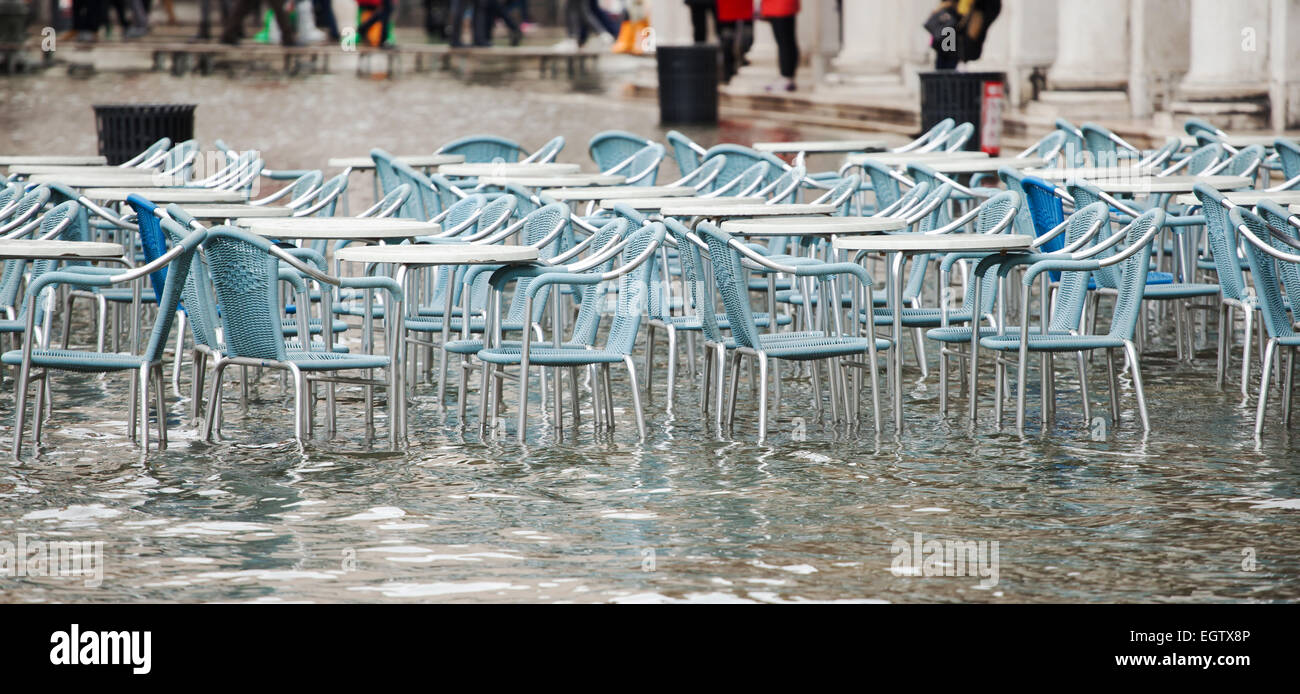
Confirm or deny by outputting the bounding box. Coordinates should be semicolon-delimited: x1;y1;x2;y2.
716;0;753;83
685;0;715;44
473;0;524;46
221;0;298;45
357;0;396;46
760;0;798;91
447;0;476;46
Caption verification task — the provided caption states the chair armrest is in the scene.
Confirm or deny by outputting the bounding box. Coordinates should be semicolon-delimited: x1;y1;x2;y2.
1022;259;1102;286
338;276;403;301
791;261;873;288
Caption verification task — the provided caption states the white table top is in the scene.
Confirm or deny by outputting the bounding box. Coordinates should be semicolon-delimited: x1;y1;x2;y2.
0;155;107;166
753;139;887;154
598;195;765;211
921;156;1048;174
83;188;244;203
658;202;837;218
1024;165;1150;180
720;215;907;236
327;154;465;169
336;243;538;265
26;172;170;187
1291;204;1300;214
1179;134;1292;148
477;173;626;188
1173;190;1300;206
845;151;989;167
542;185;695;202
236;217;440;239
181;204;295;219
834;233;1034;253
7;164;157;176
0;239;125;260
439;162;581;177
1085;175;1251;194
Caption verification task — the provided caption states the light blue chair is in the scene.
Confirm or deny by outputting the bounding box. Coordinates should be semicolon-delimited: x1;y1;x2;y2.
588;130;653;171
4;221;205;460
1233;205;1300;436
979;208;1166;434
437;135;526;163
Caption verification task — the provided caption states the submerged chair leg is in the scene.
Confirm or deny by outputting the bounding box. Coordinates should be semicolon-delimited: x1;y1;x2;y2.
1255;338;1277;437
1123;340;1151;432
623;356;647;440
171;312;187;398
665;325;677;413
12;360;30;460
1076;351;1090;425
1242;308;1254;400
1106;348;1120;424
201;360;231;442
757;353;769;441
138;366;151;454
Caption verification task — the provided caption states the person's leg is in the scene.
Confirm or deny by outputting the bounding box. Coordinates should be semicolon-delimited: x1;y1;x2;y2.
265;0;297;44
690;5;707;43
717;19;737;81
586;0;620;37
471;0;491;45
447;0;468;45
313;0;340;40
770;15;797;82
220;0;253;42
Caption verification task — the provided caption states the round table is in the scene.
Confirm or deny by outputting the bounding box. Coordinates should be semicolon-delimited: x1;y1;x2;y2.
181;205;295;220
598;196;764;211
753;139;888;155
1084;174;1251;194
658;202;837;218
1173;190;1300;207
477;173;626;188
26;172;169;187
439;162;581;177
327;154;465;170
719;215;906;236
922;156;1048;175
336;243;539;435
6;164;158;176
541;185;695;202
235;217;440;240
327;154;466;215
845;151;989;168
83;188;245;203
0;155;107;166
1179;134;1291;149
1025;165;1151;180
834;233;1034;433
0;239;125;260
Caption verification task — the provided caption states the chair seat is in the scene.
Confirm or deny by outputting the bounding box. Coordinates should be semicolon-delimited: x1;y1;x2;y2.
926;326;1074;343
748;335;890;360
661;312;791;331
979;333;1127;352
93;287;159;304
478;345;628;366
867;307;975;327
1141;282;1220;299
280;317;350;336
1087;271;1173;291
2;348;147;372
284;350;390;371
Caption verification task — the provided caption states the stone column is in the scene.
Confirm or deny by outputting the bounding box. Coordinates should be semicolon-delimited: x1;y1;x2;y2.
966;0;1059;107
833;0;904;74
1269;0;1300;129
1128;0;1190;118
1047;0;1130;91
1173;0;1270;129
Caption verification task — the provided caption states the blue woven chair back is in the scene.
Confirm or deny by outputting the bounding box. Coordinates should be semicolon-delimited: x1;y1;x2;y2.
1108;209;1163;339
589;130;649;171
619;144;666;186
704;144;786;188
606;223;666;355
1192;183;1246;303
1256;200;1300;311
203;227;290;361
1276;139;1300;181
568;219;630;347
998;167;1038;237
528;136;566;164
125;195;170;303
143;223;205;363
161;208;221;350
1050;202;1110;332
1219;145;1264;177
666;130;704;178
438;135;524;163
1234;206;1296;340
369;148;401;198
699;222;762;349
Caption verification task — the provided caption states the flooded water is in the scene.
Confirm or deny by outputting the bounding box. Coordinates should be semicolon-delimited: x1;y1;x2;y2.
2;67;1299;603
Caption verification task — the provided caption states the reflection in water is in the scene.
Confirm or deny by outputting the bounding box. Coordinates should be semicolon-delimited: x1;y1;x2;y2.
1;70;1298;603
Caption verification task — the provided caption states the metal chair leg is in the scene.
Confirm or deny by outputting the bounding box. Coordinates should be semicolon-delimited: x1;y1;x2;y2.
623;356;647;440
1122;340;1150;432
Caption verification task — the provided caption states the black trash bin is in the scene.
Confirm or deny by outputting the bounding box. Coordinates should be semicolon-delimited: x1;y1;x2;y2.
657;44;718;126
918;71;1005;154
92;104;197;165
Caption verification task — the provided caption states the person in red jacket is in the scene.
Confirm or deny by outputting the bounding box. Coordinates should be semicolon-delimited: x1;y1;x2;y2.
716;0;754;83
759;0;799;91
